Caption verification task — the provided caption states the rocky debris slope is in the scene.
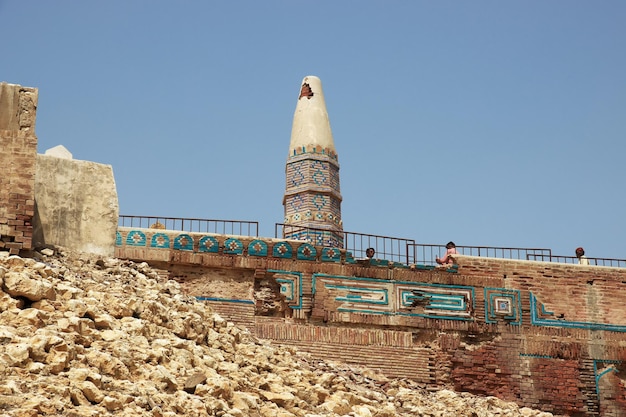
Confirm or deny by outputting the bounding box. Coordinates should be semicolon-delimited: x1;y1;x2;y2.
0;248;556;417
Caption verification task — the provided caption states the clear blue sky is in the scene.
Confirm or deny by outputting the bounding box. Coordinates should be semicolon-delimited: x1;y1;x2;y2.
2;1;624;259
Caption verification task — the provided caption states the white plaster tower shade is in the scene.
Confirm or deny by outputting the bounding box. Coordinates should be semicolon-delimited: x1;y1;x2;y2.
283;76;343;248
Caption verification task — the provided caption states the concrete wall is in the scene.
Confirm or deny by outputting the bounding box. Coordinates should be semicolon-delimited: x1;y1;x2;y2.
115;229;626;417
33;154;119;256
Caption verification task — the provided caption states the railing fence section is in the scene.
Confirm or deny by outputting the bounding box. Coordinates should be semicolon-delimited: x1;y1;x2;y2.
119;215;259;237
527;254;626;268
275;223;415;264
409;244;553;266
118;216;625;268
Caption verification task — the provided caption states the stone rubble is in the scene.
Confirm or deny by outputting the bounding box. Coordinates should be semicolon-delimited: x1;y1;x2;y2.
0;247;557;417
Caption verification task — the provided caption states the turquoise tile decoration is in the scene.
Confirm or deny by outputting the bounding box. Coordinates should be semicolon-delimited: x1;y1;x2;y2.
485;288;522;325
173;234;194;251
321;247;341;263
115;231;122;246
248;239;268;257
224;238;243;255
369;259;389;267
269;270;303;309
199;236;219;253
126;230;146;246
296;243;316;261
273;242;293;258
312;273;475;321
150;233;170;248
345;251;356;264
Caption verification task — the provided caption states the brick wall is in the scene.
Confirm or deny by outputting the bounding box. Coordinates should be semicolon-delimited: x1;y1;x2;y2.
115;227;626;416
0;83;38;254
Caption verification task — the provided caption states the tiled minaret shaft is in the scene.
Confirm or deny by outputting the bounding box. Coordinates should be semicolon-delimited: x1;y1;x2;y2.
283;76;343;247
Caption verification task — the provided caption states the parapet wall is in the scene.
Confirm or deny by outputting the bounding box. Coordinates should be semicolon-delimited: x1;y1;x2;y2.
115;228;626;417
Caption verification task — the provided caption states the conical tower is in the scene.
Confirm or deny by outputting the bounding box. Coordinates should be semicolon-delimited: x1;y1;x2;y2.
283;76;343;247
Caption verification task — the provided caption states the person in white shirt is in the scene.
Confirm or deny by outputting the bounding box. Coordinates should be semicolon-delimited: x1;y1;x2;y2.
575;247;589;265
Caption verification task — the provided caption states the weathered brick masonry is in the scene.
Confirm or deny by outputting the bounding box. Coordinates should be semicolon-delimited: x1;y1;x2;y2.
116;229;626;417
0;83;38;254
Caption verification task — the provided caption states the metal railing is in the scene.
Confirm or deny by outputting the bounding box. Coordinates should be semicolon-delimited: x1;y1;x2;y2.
527;254;626;268
275;223;415;264
118;215;625;268
409;244;553;266
119;215;259;237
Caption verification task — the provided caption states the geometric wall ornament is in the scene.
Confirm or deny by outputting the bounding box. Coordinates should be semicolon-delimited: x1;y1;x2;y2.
126;230;146;246
296;243;316;261
269;270;303;309
198;235;219;253
223;237;243;255
289;193;304;211
311;160;328;185
273;241;293;258
321;247;341;262
284;228;343;248
484;288;522;325
150;232;170;248
397;283;474;320
116;231;122;246
312;194;327;210
290;162;305;187
311;274;475;320
173;234;194;251
318;279;389;314
248;239;268;257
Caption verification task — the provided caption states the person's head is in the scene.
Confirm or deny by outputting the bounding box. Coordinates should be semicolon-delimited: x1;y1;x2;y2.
575;247;585;258
446;241;456;249
365;248;375;258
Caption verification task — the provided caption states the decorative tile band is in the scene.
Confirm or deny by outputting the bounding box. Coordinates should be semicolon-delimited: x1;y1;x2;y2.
312;274;475;321
288;145;338;161
196;296;255;305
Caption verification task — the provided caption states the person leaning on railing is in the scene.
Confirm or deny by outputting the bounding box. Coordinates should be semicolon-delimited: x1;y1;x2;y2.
436;241;458;265
575;247;589;265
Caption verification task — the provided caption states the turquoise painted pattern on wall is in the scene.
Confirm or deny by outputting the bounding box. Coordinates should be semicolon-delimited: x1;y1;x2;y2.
224;238;243;255
173;234;193;251
248;239;268;257
268;270;303;309
198;236;219;253
312;273;475;320
484;288;522;325
151;233;170;249
273;242;293;258
126;230;146;246
296;243;316;261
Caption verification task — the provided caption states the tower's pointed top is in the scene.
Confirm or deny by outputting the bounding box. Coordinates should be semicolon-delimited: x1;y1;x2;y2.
288;76;336;158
